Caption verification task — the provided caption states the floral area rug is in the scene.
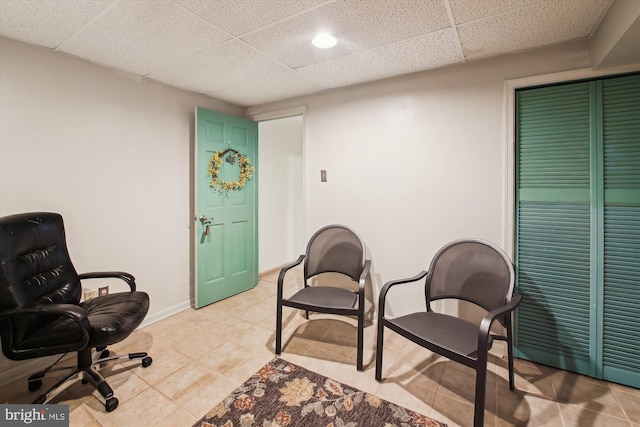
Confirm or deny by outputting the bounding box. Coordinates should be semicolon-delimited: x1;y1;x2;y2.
194;357;446;427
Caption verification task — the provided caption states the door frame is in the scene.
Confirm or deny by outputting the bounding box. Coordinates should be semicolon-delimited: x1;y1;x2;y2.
248;106;307;274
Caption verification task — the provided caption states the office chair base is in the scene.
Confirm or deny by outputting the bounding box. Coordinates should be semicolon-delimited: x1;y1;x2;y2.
28;349;151;412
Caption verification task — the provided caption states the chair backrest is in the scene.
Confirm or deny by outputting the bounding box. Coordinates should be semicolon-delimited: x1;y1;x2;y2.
304;225;366;282
0;212;81;311
426;239;515;322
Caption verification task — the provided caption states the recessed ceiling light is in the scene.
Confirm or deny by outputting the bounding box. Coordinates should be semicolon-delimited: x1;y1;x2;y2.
312;33;337;49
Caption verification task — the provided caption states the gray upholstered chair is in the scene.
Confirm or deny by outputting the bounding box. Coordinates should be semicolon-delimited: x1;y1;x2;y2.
375;238;522;427
275;224;371;370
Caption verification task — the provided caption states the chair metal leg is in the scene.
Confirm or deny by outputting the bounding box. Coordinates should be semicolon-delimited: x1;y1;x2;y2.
375;321;384;381
32;369;82;405
506;323;516;390
92;352;149;369
85;367;114;399
474;365;487;427
275;302;283;355
356;311;364;371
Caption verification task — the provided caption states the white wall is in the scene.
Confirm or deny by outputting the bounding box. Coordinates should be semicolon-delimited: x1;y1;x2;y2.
258;116;304;272
249;40;639;317
0;36;244;383
0;36;244;318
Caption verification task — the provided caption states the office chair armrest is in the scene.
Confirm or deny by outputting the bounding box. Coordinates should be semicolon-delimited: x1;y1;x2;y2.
78;271;137;291
477;294;523;353
357;260;372;295
0;303;88;324
377;270;428;319
277;255;305;298
0;304;91;345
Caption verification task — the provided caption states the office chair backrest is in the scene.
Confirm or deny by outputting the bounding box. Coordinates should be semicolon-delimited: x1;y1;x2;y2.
304;225;366;282
426;239;514;324
0;212;81;311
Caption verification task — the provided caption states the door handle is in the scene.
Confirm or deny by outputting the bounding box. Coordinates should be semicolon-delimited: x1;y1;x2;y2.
196;215;214;224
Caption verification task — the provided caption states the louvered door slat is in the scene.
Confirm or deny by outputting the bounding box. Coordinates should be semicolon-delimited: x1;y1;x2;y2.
601;74;640;386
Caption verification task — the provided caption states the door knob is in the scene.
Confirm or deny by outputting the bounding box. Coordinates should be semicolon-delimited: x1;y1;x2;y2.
196;215;214;224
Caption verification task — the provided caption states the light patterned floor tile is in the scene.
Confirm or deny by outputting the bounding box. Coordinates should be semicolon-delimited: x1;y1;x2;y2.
1;272;638;427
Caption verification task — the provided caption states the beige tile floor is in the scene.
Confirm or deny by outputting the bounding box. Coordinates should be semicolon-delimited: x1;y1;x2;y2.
1;270;639;427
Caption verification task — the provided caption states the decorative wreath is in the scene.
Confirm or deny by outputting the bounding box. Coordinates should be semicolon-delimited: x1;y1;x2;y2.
208;149;254;194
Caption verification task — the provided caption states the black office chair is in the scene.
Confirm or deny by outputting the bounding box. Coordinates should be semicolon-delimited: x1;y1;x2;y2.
276;224;371;370
375;238;522;427
0;212;152;412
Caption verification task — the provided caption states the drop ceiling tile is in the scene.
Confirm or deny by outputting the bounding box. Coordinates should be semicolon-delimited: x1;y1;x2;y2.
297;28;463;89
0;0;111;49
210;70;326;106
448;0;547;24
241;0;450;68
174;0;326;36
148;39;289;94
56;0;232;76
458;0;611;61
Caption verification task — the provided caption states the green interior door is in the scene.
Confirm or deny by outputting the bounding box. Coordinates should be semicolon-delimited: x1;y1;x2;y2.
195;107;258;308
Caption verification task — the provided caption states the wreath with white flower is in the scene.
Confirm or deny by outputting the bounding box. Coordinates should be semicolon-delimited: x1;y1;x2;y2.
208;149;254;195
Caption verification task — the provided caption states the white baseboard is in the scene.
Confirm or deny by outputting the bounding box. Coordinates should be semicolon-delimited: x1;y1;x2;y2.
139;299;192;328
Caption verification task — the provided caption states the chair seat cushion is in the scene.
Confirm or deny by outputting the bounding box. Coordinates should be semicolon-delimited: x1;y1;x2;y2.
81;291;150;347
286;287;357;311
388;312;485;357
17;291;149;354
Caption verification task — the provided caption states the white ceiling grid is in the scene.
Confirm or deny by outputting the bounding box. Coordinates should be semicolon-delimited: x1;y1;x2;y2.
0;0;614;107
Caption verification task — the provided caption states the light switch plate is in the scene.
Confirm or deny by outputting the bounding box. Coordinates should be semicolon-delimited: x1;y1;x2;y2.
321;170;327;182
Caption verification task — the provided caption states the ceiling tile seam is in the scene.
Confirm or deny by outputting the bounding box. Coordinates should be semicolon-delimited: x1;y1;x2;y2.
142;38;300;93
237;0;339;38
171;0;236;39
443;0;465;63
289;68;330;90
54;0;120;52
139;37;241;79
207;66;324;94
169;36;297;89
208;68;329;96
233;37;297;74
135;0;243;78
452;0;551;28
287;26;459;72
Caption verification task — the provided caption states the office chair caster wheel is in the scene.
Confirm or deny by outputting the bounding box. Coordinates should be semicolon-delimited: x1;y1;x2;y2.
142;356;152;368
100;349;110;359
105;397;119;412
28;380;43;392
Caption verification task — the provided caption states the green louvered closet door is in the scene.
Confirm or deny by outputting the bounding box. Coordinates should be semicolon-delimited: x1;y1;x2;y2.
515;72;640;388
601;74;640;385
